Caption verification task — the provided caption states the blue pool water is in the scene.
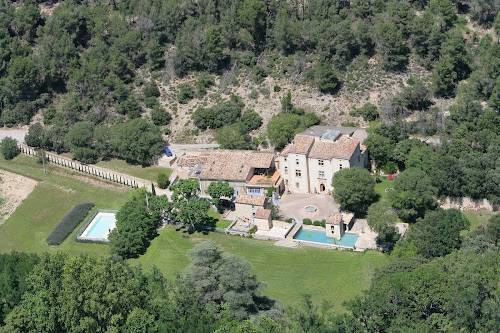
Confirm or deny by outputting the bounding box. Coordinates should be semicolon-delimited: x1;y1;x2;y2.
81;212;116;241
293;228;358;248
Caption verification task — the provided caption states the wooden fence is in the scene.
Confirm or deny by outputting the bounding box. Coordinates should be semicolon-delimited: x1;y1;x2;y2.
18;144;148;189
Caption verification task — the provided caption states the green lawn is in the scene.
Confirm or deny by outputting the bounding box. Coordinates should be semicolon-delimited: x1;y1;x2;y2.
0;155;129;256
132;228;389;310
0;154;389;310
208;208;233;229
374;176;395;202
96;159;171;182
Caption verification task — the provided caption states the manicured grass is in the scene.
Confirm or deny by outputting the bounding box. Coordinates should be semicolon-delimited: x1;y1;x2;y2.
0;155;129;256
133;228;389;310
208;208;232;229
1;154;389;310
96;159;171;182
374;176;395;202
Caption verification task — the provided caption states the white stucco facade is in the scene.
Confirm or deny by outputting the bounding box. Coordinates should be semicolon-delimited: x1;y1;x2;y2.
276;126;368;194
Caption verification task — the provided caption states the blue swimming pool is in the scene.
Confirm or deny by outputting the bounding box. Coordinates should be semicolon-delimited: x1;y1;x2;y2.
79;212;116;242
293;228;358;248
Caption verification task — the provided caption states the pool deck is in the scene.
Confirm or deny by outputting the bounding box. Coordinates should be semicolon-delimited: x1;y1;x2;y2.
288;222;378;251
78;210;117;243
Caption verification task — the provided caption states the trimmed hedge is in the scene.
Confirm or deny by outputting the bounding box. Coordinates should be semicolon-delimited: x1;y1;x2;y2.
47;203;95;245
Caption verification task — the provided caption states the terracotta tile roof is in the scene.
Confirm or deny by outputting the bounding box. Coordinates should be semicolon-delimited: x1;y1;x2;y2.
254;208;271;220
280;135;314;156
179;150;275;182
327;212;343;225
235;194;266;206
327;212;355;225
308;136;359;160
176;154;208;168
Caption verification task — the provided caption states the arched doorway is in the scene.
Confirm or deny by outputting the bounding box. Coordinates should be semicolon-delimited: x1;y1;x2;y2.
320;184;326;192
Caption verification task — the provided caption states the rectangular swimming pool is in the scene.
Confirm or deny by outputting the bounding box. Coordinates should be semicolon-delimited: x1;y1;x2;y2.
293;227;358;248
79;212;116;242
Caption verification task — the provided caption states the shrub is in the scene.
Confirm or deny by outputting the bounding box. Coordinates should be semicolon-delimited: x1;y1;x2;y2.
1;137;20;160
144;96;159;108
157;173;170;189
47;203;95;245
273;85;281;92
193;95;244;130
177;84;195;104
313;220;326;227
286;218;294;224
351;103;379;121
25;123;46;148
303;218;312;225
151;106;172;126
383;161;397;174
195;73;214;97
240;110;263;133
144;82;161;98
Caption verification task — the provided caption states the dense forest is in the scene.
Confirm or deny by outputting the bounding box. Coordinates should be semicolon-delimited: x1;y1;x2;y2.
1;0;498;167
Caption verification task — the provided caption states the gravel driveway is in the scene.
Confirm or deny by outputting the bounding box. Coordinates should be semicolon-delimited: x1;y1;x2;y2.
0;127;28;143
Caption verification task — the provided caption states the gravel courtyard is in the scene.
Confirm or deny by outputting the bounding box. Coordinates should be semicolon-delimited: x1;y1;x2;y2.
277;193;340;222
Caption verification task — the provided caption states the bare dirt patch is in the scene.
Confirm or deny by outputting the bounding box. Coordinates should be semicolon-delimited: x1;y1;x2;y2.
0;170;38;225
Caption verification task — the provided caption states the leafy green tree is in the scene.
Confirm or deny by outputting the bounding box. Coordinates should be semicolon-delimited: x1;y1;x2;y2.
410;11;445;67
208;182;234;208
428;0;458;31
375;20;409;71
365;133;395;168
280;91;293;113
2;253;163;332
117;95;142;118
332;168;377;215
25;123;46;149
239;110;262;133
408;209;469;258
367;202;400;252
314;64;341;95
267;112;319;150
396;76;432;110
177;83;195;104
157;173;170;189
150;105;172;126
1;137;20;160
171;178;200;201
195;73;214;97
349;248;499;332
11;0;43;43
111;118;163;166
0;252;39;324
350;103;379;121
171;197;214;232
390;168;437;222
367;201;399;231
433;57;457;97
215;124;253;150
183;241;272;319
144;82;161;98
193;96;244;130
109;191;160;258
146;37;165;71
